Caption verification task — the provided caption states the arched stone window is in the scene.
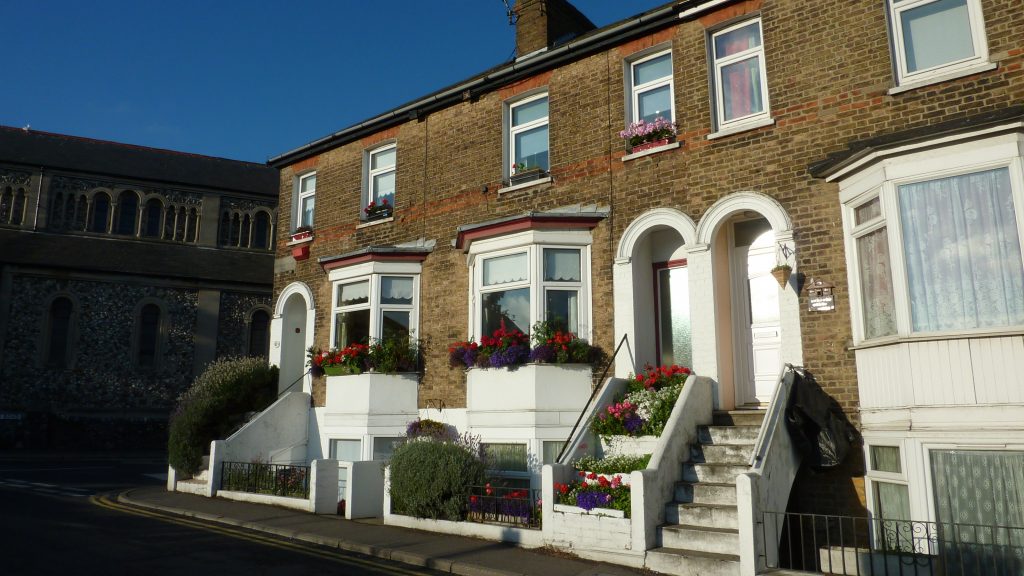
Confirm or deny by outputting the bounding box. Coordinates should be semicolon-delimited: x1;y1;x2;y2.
253;211;271;249
44;296;75;368
115;191;139;235
143;198;163;237
248;308;271;357
74;195;88;230
186;208;199;243
0;187;11;223
89;192;111;233
136;302;163;369
240;214;251;248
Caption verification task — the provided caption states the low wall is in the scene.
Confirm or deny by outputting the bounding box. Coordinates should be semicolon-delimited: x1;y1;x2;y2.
217;490;310;512
343;460;385;519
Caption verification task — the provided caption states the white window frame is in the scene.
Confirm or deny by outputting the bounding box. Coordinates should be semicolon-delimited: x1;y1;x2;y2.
467;229;592;341
505;92;550;181
365;143;397;213
839;132;1024;345
627;48;675;126
295;171;316;230
710;17;771;132
886;0;990;89
328;261;421;348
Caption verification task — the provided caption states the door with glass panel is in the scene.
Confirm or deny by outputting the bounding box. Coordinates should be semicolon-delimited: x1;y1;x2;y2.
655;262;692;368
731;220;781;406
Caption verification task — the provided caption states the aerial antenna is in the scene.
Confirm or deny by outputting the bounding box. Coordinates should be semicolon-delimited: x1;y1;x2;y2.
501;0;518;25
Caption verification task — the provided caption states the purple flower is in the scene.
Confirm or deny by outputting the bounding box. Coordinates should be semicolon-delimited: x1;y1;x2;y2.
489;344;528;368
624;414;644;433
528;345;555;363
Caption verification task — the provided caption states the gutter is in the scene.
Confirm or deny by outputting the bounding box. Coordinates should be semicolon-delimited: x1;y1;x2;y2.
269;0;742;168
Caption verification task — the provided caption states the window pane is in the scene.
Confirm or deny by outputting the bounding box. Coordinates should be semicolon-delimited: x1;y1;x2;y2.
483;253;528;286
380;277;413;305
300;174;316;193
871;445;902;473
900;0;975;73
874;482;913;551
898;168;1024;332
854;197;883;226
381;310;411;341
857;227;898;339
483;443;528;472
143;200;162;237
543;248;581;282
512;97;548;126
513;124;549;171
659;266;692;368
47;298;73;368
720;56;764;121
545;289;579;333
334;309;370;348
248;310;270;357
372;437;404;461
637;84;672;124
633;53;671;85
481;287;530;335
372;171;395;201
338;280;369;306
371;147;396;170
329;439;361;461
90;193;111;233
116;192;138;235
138;304;160;368
300;195;315;227
253;212;270;249
714;21;762;58
542;441;565;465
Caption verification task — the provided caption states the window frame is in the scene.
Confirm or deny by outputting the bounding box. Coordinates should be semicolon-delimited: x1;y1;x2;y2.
365;143;397;218
841;135;1024;345
41;294;77;369
627;48;675;126
132;299;167;371
886;0;990;88
468;230;591;341
504;91;550;183
295;171;316;230
328;262;421;349
709;17;771;132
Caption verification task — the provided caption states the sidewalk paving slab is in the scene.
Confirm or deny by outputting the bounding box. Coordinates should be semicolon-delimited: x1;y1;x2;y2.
119;485;651;576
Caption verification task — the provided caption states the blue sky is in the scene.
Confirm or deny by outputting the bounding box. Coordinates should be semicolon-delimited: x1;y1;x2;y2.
2;1;662;163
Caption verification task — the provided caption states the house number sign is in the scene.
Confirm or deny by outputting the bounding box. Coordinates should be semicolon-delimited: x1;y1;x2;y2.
806;278;835;312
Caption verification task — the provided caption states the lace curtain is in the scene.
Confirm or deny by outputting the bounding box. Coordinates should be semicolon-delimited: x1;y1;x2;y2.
898;168;1024;332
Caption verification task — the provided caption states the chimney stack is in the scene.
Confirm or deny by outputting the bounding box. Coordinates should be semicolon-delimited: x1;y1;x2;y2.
514;0;596;57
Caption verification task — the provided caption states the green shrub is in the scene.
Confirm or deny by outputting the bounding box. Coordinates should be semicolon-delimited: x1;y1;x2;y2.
573;453;652;474
389;438;487;520
168;357;278;475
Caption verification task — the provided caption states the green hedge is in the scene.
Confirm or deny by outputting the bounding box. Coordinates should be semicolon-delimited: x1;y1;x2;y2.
168;357;278;475
389;439;486;520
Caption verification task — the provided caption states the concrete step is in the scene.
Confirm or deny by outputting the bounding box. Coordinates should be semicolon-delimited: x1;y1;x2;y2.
659;523;739;555
665;502;738;530
683;462;749;483
712;410;767;427
698;425;761;445
694;443;754;465
174;478;207;495
645;547;740;576
675;481;736;505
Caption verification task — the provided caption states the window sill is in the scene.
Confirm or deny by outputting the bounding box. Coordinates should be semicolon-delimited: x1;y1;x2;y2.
887;62;998;96
287;235;314;246
849;327;1024;351
498;176;552;195
357;216;394;229
707;117;775;140
622;141;680;162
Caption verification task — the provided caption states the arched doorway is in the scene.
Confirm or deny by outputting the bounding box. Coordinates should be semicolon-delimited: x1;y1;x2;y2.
614;208;698;377
271;282;314;395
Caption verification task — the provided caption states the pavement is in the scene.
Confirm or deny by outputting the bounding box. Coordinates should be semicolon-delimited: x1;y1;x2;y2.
119;485;650;576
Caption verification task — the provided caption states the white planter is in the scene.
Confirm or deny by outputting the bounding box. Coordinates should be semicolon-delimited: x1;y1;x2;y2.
599;435;660;458
553;503;626;518
325;372;419;415
466;363;592;414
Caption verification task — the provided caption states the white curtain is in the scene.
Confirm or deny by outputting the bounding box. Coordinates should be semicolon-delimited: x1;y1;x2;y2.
899;168;1024;333
483;252;528;286
858;227;898;338
543;248;581;282
380;276;413;304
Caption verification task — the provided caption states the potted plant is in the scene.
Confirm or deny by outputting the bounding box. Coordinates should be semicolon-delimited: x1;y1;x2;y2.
771;263;792;287
619;116;677;153
364;198;392;221
289;225;314;260
509;162;547;186
290;225;314;242
592;364;691;456
308;343;370;376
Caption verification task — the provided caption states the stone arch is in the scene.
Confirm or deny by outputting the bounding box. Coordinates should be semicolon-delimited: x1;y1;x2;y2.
616;207;697;262
695;191;793;246
271;282;315;394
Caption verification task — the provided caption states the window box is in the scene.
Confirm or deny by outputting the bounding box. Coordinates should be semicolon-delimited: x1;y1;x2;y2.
289;228;314;244
325;372;419;415
291;244;311;260
364;205;393;222
466;363;592;415
509;168;548;187
630;138;671;154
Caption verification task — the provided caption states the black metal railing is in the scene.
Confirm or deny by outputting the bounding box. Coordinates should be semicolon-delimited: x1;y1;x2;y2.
220;461;310;499
466;485;541;529
761;511;1024;575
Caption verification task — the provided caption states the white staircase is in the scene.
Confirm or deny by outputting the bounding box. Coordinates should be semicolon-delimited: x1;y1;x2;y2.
646;410;766;576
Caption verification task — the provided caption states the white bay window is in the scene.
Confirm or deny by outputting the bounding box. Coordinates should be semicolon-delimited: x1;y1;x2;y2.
328;262;420;348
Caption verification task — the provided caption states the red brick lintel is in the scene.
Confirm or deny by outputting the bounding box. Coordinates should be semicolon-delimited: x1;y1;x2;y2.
455;215;604;252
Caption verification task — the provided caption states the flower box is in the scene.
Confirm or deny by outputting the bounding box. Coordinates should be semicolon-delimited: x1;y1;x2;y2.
364;207;392;222
290;230;313;242
508;168;547;187
291;244;310;260
466;363;592;414
553;503;625;518
325;372;419;415
600;435;660;458
630;138;670;153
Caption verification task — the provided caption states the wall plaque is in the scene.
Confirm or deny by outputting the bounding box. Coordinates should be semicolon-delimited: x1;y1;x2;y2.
807;278;835;312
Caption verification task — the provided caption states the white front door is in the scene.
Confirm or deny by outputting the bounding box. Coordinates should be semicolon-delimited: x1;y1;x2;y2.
732;227;782;406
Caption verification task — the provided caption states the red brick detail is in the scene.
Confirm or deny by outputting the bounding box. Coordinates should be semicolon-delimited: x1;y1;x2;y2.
455;215;604;251
616;28;675;58
360;126;399;147
698;0;763;28
290;156;318;173
498;71;554;100
320;250;430;272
